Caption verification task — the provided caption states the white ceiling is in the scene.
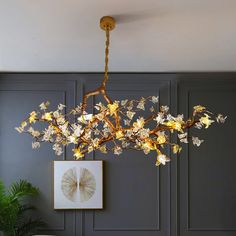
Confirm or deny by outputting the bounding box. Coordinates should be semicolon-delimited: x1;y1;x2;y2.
0;0;236;72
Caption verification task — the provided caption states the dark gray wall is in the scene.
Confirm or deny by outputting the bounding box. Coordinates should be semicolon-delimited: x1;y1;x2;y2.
0;73;235;236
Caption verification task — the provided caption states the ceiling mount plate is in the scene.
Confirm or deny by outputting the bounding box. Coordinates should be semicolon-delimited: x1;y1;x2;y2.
100;16;116;31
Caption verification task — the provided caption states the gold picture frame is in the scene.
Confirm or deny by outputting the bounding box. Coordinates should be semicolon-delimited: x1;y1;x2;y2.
53;160;103;210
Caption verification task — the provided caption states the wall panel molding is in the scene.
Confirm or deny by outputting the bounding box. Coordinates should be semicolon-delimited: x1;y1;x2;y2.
178;77;236;236
80;75;171;236
0;76;78;236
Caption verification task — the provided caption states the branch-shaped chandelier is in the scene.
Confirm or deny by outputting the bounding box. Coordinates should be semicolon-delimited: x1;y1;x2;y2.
16;16;226;166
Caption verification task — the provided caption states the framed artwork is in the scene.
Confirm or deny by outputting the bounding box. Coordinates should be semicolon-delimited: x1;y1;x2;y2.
53;160;103;209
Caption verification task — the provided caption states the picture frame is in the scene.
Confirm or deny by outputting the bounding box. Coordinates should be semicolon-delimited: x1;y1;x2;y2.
53;160;103;209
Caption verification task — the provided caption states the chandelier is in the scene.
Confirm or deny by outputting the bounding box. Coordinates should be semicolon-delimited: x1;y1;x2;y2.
15;16;226;166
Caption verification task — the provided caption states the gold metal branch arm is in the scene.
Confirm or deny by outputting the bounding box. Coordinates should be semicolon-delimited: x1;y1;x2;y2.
81;88;101;113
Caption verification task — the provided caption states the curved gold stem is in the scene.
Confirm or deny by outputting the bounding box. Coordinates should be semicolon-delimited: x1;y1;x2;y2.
102;29;110;88
80;17;122;129
81;25;113;113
